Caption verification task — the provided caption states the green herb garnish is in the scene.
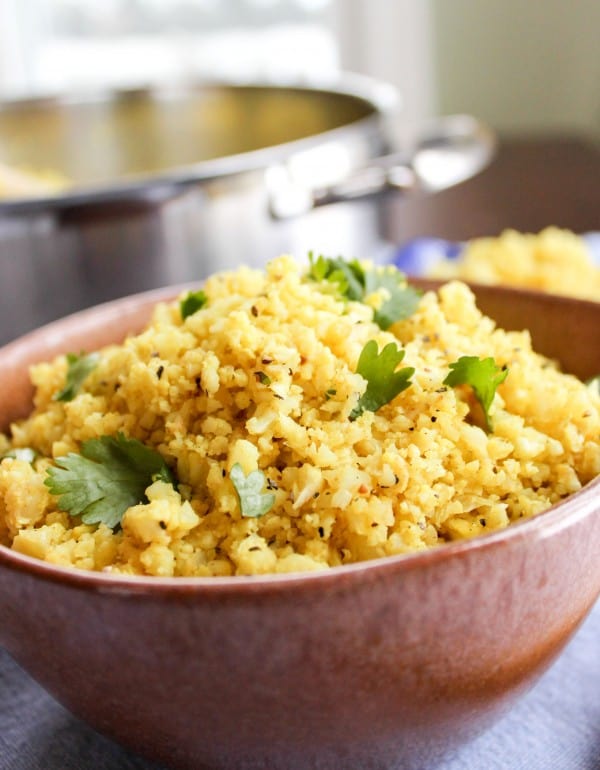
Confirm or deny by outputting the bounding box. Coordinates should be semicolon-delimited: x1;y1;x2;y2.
230;463;275;518
307;254;421;329
180;290;207;320
444;356;509;433
53;352;99;402
350;340;414;421
45;433;175;529
364;269;423;330
307;253;365;301
1;447;38;464
255;371;271;386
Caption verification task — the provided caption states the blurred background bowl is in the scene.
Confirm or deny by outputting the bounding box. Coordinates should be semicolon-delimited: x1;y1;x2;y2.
391;232;600;278
0;280;598;770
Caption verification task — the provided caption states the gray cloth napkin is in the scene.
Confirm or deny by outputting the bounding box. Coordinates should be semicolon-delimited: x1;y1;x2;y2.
1;601;598;770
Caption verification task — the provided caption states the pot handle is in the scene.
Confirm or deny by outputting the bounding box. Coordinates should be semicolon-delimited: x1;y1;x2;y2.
267;114;496;219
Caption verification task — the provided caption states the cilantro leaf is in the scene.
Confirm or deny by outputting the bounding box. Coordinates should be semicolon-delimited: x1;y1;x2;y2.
180;290;207;320
364;269;423;330
1;447;38;464
307;254;421;328
230;463;275;518
53;352;99;402
444;356;509;433
350;340;414;420
45;433;175;529
307;252;365;301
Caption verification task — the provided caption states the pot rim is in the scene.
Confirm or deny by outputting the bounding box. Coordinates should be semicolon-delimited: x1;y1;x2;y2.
0;73;397;215
0;280;598;596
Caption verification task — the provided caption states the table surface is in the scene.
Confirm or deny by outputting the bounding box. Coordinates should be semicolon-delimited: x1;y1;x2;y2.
1;135;599;770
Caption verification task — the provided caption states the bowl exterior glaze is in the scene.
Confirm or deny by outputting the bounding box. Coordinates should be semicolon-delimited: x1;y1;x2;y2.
0;284;599;770
1;505;599;770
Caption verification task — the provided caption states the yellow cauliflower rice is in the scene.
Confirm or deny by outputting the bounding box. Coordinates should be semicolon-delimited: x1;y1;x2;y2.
0;255;598;577
428;227;600;301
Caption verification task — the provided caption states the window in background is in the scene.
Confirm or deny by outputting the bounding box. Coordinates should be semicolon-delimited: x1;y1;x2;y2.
0;0;436;135
0;0;340;95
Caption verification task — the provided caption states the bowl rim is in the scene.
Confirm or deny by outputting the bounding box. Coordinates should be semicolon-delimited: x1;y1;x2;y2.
0;280;598;595
0;477;598;594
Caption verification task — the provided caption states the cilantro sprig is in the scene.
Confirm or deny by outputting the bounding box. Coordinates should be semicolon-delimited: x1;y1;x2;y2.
307;253;422;330
180;289;207;320
230;463;275;518
45;433;175;529
53;352;99;402
307;253;365;301
444;356;509;433
364;269;423;330
350;340;414;420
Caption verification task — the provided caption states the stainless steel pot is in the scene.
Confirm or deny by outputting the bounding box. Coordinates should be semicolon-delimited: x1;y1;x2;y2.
0;77;494;345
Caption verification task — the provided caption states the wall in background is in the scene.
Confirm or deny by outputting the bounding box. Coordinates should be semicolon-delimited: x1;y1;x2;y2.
432;0;600;136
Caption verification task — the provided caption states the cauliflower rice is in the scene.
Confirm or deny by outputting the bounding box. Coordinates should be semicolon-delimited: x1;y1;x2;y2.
0;255;598;577
428;227;600;301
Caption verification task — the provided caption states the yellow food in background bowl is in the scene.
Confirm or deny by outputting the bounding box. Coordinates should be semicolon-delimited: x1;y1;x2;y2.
0;255;598;577
427;227;600;301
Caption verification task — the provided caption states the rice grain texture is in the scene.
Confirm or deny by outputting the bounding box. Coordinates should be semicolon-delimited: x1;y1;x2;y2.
428;228;600;301
0;256;598;576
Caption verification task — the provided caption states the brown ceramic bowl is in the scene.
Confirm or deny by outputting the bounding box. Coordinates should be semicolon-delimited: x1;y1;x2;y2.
0;281;599;770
